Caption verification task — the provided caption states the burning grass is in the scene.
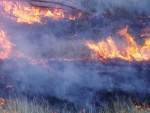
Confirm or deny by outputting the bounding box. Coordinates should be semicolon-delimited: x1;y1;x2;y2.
0;1;82;24
0;30;14;59
0;96;149;113
86;26;150;62
0;0;150;113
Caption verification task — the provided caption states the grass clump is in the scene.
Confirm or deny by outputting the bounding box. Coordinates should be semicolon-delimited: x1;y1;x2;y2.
0;96;149;113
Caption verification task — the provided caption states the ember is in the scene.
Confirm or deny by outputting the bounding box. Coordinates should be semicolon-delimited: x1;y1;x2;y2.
135;105;150;111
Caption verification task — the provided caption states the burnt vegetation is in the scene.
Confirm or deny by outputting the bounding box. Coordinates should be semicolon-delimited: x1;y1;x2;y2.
0;0;150;112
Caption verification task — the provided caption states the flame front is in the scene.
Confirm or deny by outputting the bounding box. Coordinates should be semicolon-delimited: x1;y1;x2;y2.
0;1;80;24
86;26;150;61
0;30;14;59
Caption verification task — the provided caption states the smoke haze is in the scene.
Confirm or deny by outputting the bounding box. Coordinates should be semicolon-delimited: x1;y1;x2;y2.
0;0;150;108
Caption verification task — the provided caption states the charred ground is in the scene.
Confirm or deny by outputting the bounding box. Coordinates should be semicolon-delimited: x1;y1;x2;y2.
0;1;150;109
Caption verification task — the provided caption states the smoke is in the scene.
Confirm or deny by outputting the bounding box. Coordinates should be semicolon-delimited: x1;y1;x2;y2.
6;22;150;107
10;57;150;107
30;0;150;14
0;0;150;108
81;0;150;14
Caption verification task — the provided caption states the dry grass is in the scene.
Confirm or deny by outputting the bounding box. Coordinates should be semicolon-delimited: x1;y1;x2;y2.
0;96;149;113
104;98;150;113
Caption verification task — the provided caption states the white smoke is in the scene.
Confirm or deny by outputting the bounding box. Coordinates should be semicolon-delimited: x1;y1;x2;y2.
0;0;150;108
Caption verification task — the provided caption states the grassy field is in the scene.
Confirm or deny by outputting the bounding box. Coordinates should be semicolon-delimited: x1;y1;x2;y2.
0;96;149;113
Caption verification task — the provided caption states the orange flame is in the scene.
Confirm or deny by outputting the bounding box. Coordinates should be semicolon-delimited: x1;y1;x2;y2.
86;26;150;61
0;1;65;24
0;29;51;69
0;30;14;59
0;1;80;24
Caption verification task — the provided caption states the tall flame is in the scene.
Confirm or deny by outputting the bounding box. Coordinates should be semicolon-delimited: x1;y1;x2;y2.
86;26;150;61
0;1;80;24
0;30;14;59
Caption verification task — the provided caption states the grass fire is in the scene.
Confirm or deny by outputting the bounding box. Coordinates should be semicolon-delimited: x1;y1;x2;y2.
0;1;82;24
86;26;150;61
0;0;150;113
